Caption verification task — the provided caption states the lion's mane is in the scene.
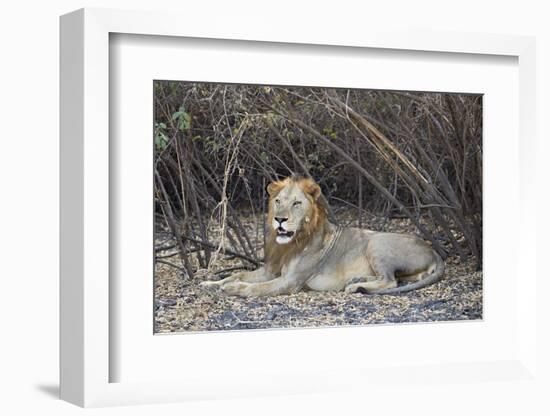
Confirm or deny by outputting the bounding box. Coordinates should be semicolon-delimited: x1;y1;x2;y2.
265;176;329;275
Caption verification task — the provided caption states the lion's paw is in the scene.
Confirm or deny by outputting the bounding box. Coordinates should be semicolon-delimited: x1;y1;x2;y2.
344;283;360;294
199;280;223;292
219;281;251;297
344;282;370;294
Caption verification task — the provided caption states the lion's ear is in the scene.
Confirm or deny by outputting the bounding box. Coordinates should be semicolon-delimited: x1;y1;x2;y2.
302;180;321;201
267;181;283;197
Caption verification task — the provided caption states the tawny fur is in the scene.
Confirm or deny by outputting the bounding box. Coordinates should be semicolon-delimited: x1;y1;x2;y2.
200;176;444;297
265;177;329;275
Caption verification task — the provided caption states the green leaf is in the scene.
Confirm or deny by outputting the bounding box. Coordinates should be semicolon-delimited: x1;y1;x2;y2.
172;105;191;131
155;131;168;151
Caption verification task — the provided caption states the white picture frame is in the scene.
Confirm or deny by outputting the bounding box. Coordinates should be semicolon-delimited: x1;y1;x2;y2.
60;7;539;408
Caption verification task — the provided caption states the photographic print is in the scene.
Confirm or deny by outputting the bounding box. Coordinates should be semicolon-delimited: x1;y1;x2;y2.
153;82;482;333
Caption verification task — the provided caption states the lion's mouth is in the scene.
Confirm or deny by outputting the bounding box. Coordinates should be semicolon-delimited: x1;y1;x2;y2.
276;228;295;244
277;229;295;238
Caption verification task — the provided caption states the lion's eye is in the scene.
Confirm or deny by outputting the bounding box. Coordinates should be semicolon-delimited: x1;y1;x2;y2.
275;199;281;205
293;201;302;207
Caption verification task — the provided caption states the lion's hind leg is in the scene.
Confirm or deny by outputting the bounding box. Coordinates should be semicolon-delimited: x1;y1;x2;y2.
344;265;398;294
344;276;368;293
344;277;398;294
397;270;428;283
344;249;399;294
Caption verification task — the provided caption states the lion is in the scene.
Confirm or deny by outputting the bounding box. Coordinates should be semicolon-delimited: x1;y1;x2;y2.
200;175;444;297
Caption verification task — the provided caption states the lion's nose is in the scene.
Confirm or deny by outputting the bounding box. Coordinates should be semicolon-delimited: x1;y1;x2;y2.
274;217;288;225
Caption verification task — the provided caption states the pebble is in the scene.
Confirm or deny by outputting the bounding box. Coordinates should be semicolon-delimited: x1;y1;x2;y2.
157;298;177;307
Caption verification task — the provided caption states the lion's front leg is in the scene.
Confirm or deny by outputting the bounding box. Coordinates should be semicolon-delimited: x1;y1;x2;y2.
220;276;296;297
199;267;272;291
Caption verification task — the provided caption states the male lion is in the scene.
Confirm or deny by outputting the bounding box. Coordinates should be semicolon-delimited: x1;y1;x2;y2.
201;176;444;297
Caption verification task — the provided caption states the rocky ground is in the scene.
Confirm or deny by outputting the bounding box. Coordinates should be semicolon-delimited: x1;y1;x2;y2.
154;214;482;333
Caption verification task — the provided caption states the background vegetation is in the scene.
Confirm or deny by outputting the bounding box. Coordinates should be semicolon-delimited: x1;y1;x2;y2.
154;82;482;280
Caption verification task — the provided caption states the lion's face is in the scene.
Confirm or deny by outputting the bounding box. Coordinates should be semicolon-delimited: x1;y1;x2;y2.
267;177;322;245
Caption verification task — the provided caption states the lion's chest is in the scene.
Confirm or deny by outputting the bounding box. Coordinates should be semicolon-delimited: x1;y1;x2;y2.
303;232;375;291
302;253;349;291
279;251;342;291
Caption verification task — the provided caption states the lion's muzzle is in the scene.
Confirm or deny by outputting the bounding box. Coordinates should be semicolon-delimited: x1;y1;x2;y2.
274;218;295;244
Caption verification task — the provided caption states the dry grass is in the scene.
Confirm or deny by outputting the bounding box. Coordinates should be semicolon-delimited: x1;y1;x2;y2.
154;213;482;333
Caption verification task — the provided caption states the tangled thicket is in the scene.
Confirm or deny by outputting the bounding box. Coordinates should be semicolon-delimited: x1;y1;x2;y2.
154;82;482;278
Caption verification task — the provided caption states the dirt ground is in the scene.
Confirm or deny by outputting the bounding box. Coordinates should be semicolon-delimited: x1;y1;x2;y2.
154;214;482;333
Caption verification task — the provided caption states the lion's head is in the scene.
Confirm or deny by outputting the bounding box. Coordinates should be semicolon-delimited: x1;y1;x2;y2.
265;176;328;273
267;176;322;244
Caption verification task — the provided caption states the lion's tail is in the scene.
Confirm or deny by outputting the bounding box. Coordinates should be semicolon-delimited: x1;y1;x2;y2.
371;252;445;295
